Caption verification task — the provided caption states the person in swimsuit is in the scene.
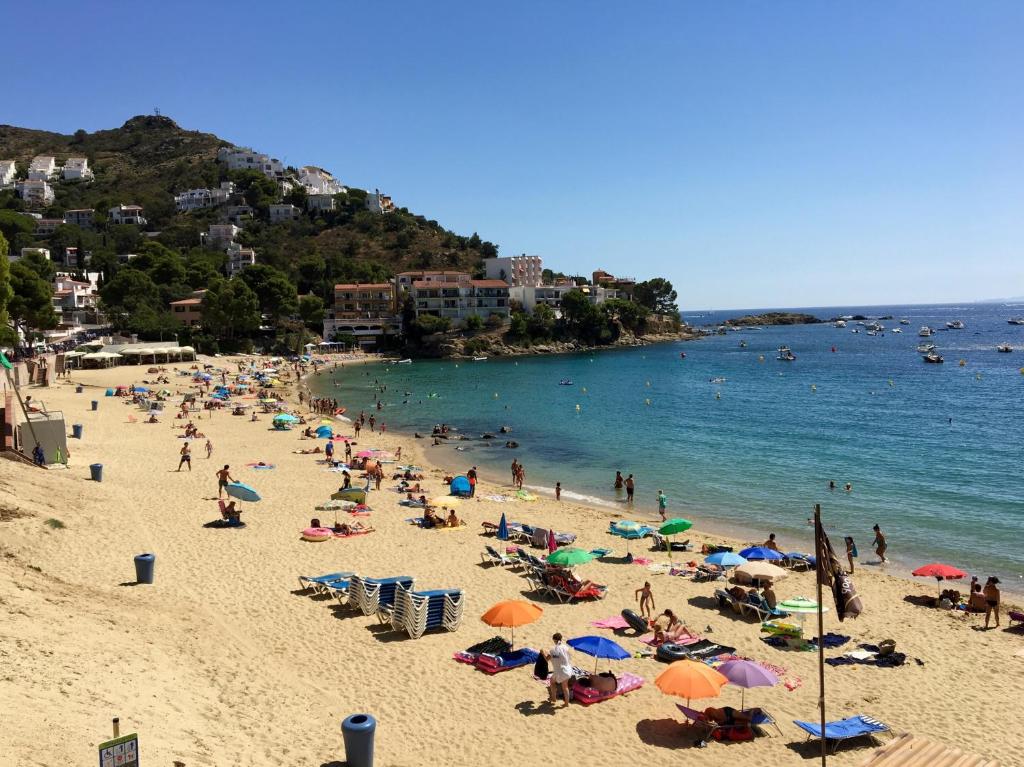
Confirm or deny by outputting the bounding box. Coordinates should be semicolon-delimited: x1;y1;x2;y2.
614;471;624;491
872;524;887;563
216;465;235;498
625;474;635;504
635;581;655;619
177;442;192;472
845;536;858;573
983;577;1001;629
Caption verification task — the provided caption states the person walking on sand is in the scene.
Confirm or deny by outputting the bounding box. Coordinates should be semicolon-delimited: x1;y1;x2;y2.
205;439;213;459
544;633;573;707
625;474;635;505
555;482;561;501
177;442;192;472
657;489;668;521
983;577;1001;629
845;536;858;573
635;581;655;619
216;465;235;498
872;524;887;563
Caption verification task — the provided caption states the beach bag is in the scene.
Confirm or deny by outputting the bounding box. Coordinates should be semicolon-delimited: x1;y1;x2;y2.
878;639;896;656
533;655;549;679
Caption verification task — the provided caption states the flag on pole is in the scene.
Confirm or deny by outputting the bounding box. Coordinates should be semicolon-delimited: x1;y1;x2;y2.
815;515;863;621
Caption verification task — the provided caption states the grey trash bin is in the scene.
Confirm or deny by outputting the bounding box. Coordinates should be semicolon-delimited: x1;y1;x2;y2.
72;423;83;439
341;713;376;767
134;553;155;584
89;463;103;482
91;400;98;411
75;385;83;394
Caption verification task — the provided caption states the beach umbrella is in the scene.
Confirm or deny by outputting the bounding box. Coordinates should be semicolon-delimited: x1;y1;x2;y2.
356;450;376;458
546;547;595;567
738;546;784;561
610;520;645;555
912;563;967;598
704;551;747;568
480;600;543;649
717;659;778;709
655;660;728;706
429;495;462;507
567;635;631;673
273;413;299;423
547;529;557;555
659;518;693;560
735;561;788;583
316;499;356;511
225;482;261;505
497;512;509;541
778;596;828;633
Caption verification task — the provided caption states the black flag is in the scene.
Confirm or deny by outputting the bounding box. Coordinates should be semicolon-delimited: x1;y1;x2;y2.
815;516;863;621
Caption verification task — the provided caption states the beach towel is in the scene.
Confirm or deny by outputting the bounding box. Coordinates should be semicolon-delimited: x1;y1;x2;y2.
590;616;630;630
573;673;646;705
810;633;851;649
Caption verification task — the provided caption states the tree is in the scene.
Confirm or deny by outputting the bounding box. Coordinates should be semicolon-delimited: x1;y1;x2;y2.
633;278;679;316
298;294;325;331
8;261;57;344
463;314;484;332
238;264;298;322
0;210;35;244
18;249;56;283
601;298;649;332
99;269;162;329
0;232;16;346
410;314;451;337
202;277;260;339
526;302;556;339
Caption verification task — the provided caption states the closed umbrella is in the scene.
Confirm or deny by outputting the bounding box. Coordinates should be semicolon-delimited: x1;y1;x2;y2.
735;561;788;583
496;512;509;541
546;547;595;567
705;551;747;568
547;529;557;555
912;563;967;598
567;635;631;673
655;659;728;706
738;546;784;561
480;600;543;648
717;659;778;709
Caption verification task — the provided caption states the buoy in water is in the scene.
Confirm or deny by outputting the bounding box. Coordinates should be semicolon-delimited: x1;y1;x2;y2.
811;384;817;392
575;404;581;413
975;373;982;380
758;355;765;363
644;398;651;406
888;379;894;387
581;387;587;394
645;380;651;387
959;359;966;367
493;392;499;399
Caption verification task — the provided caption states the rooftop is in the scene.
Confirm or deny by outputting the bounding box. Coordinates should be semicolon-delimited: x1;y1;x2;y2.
334;283;392;291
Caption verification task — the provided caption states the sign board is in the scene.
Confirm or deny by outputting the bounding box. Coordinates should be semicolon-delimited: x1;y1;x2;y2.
98;733;139;767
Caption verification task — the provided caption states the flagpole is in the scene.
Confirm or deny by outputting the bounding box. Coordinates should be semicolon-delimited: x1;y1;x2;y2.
814;503;827;767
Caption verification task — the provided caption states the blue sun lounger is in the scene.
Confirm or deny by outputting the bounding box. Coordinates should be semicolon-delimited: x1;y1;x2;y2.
297;572;354;594
793;715;892;753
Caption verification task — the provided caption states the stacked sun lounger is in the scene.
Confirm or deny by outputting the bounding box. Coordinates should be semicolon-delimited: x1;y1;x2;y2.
297;571;354;595
348;575;415;616
388;587;465;639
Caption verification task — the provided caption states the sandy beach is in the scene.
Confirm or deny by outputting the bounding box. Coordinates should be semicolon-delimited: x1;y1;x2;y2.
2;357;1021;766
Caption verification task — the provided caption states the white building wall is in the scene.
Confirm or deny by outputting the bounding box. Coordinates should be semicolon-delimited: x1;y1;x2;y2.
484;255;543;287
0;160;16;186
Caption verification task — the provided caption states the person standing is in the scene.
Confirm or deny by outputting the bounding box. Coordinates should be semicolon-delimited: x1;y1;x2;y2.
216;465;235;498
613;471;624;492
177;442;192;472
544;633;573;707
656;489;668;521
205;439;213;459
844;536;858;573
511;459;519;485
635;581;655;619
625;474;635;505
467;466;478;497
872;524;887;563
32;442;45;466
354;420;361;438
325;440;334;462
555;482;562;501
983;577;1001;629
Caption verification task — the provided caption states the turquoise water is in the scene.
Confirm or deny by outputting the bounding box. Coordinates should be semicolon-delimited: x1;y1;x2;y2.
315;303;1024;582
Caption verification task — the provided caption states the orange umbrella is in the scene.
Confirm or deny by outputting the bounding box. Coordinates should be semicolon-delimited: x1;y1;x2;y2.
480;600;543;648
655;660;728;705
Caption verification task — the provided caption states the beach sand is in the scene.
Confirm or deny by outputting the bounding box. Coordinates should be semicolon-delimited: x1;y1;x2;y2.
1;358;1021;766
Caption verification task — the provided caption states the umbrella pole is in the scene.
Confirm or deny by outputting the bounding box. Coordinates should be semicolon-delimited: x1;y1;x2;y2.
813;504;827;767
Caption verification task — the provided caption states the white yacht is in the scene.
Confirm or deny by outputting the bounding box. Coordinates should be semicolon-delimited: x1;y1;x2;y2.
834;320;847;328
776;346;796;361
899;319;910;325
946;320;965;330
918;326;933;337
891;328;902;333
916;343;936;353
1008;317;1024;325
997;343;1012;353
866;321;884;332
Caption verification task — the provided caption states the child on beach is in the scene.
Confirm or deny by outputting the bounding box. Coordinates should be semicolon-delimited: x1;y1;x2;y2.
205;439;213;459
845;536;858;572
635;581;655;619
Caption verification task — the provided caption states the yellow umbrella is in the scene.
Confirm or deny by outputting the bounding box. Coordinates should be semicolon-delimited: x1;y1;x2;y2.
430;496;463;507
480;600;543;648
735;561;788;582
655;660;728;705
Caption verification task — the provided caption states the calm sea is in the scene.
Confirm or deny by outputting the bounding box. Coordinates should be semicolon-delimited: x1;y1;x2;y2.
314;302;1024;583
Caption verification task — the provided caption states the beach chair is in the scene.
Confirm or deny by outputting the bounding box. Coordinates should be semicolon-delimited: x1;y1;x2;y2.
693;565;725;583
530;526;549;548
475;647;540;674
714;588;747;616
297;571;354;594
480;545;519;568
391;588;465;639
741;596;789;622
651;534;691;551
572;673;645;705
677;704;782;738
546;571;607;602
793;715;893;753
348;575;415;617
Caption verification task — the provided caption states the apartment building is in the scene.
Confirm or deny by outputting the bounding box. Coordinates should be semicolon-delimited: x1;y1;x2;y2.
298;166;344;195
509;284;620;313
484;255;543;288
63;208;95;229
268;203;300;223
34;218;64;236
206;223;241;248
28;156;57;181
109;204;147;226
62;157;94;181
217;146;285;180
226;244;256;276
409;274;510;326
52;275;101;326
175;182;235;212
15;179;55;205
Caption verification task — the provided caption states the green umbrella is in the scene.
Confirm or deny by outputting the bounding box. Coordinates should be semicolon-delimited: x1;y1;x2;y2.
658;518;693;560
546;547;595;567
777;596;829;635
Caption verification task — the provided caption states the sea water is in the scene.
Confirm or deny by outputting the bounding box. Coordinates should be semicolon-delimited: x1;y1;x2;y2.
314;303;1024;582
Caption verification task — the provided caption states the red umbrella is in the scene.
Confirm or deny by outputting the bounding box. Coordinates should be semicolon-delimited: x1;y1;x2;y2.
912;563;966;598
547;529;557;554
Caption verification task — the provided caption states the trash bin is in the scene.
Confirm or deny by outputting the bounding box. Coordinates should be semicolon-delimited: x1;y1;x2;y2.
89;463;103;482
133;553;155;584
91;400;99;411
341;713;376;767
75;385;83;394
72;424;83;439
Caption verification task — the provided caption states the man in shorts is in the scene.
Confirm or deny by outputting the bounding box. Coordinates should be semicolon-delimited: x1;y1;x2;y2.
216;465;235;498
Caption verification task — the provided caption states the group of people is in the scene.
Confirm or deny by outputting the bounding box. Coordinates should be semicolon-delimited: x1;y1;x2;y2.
510;460;526;490
302;395;339;415
613;471;636;504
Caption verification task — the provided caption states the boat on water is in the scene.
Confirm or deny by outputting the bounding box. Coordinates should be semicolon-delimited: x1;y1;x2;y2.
396;359;412;364
918;326;933;337
866;330;877;337
922;352;944;364
866;321;884;332
891;328;902;333
916;343;936;353
472;356;488;361
946;320;965;330
834;320;847;328
559;379;573;386
1008;317;1024;325
899;319;910;325
997;343;1013;353
777;346;796;361
709;376;727;384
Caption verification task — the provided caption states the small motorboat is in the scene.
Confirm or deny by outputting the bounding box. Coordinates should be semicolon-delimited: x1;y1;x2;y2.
396;359;412;364
776;346;796;361
472;356;488;361
891;328;902;333
899;319;910;325
866;321;884;332
834;320;847;328
917;343;936;353
918;326;933;337
559;379;574;386
997;343;1013;353
946;320;965;330
709;376;726;384
922;352;944;364
1008;317;1024;325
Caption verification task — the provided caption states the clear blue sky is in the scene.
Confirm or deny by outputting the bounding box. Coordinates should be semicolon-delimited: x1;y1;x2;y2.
4;2;1022;309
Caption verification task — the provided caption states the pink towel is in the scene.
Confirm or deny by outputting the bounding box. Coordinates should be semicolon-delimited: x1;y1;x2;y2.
632;557;653;565
639;632;703;646
590;616;630;629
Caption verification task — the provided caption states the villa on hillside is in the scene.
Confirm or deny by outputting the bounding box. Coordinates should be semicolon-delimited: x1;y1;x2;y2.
322;282;399;349
15;179;55;205
28;155;57;181
217;146;285;180
226;244;256;276
0;159;16;187
298;166;345;195
366;189;395;214
33;218;64;236
306;193;336;212
205;223;240;249
268;203;300;223
109;204;147;226
175;182;235;212
169;290;207;327
63;208;95;229
62;157;94;181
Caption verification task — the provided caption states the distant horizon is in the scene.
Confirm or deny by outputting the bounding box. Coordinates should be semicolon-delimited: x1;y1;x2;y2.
683;297;1024;314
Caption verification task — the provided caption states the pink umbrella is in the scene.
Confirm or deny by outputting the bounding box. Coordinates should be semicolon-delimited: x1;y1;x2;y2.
547;529;557;554
356;450;375;458
717;659;778;709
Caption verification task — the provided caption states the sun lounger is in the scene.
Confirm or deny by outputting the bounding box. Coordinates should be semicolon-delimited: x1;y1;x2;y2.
677;704;782;738
674;639;735;661
693;565;725;582
480;545;519;568
475;647;540;674
544;570;607;602
297;571;355;594
1008;610;1024;629
348;575;415;616
651;534;691;551
793;715;892;753
389;588;465;639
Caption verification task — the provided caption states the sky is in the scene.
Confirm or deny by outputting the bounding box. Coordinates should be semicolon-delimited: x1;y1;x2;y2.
3;1;1022;309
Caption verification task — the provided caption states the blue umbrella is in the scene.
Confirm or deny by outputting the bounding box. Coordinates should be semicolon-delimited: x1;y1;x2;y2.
134;386;149;393
225;482;261;503
738;546;784;561
705;551;747;568
497;512;509;541
567;635;631;673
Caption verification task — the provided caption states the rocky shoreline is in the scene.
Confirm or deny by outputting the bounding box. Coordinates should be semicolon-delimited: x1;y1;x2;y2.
414;328;702;360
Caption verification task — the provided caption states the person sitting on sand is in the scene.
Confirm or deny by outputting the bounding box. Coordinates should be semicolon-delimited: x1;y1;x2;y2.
446;509;460;527
147;413;159;424
222;501;241;524
967;581;986;613
251;412;259;421
763;533;780;551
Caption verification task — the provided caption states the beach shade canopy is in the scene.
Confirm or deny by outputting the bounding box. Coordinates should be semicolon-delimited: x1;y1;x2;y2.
225;482;261;503
546;547;595;567
735;561;788;582
273;413;299;423
567;635;631;673
717;659;778;709
449;475;472;497
316;499;356;511
655;659;728;705
705;551;747;568
659;518;693;536
497;512;509;541
738;546;784;561
481;599;543;648
912;563;967;597
315;425;333;438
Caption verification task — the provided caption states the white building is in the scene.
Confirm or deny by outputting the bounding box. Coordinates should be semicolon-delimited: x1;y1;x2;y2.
217;146;285;180
223;205;253;223
306;193;336;213
62;157;94;181
365;189;395;214
174;181;235;212
0;160;15;187
15;179;55;205
28;156;57;181
268;203;300;223
52;275;101;327
409;276;511;327
226;244;256;277
298;166;344;195
63;208;95;229
206;223;241;248
484;255;543;288
508;284;620;314
109;204;147;226
34;218;64;236
10;247;51;263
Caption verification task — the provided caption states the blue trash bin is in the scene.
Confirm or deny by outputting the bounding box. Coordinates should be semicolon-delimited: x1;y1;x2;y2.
91;400;98;411
89;463;103;482
72;424;83;439
133;553;155;584
341;713;376;767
